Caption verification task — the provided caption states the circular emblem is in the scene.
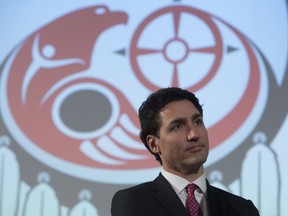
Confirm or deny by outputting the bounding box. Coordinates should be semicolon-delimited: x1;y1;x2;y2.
0;5;270;184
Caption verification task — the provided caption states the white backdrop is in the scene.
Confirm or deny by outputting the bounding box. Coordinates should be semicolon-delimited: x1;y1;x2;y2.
0;0;287;216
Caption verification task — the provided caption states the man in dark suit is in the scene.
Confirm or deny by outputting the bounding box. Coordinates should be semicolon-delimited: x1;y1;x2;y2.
111;87;260;216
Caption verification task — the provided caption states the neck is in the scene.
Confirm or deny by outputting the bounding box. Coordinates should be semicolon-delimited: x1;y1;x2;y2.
164;165;204;182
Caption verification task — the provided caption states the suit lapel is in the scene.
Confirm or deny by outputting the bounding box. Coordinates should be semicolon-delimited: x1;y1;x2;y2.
152;174;189;216
206;181;220;216
206;180;230;216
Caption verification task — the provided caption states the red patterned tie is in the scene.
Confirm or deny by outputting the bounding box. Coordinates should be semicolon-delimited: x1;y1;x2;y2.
186;184;202;216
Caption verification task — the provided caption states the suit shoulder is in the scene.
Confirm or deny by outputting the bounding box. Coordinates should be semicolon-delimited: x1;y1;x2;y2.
113;181;154;199
209;185;260;215
122;181;153;192
210;185;250;202
211;186;242;197
111;181;157;216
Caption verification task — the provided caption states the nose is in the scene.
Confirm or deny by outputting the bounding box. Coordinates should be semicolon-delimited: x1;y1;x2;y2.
187;126;200;142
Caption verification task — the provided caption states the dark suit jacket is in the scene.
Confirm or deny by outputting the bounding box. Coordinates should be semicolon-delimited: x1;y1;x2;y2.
111;173;260;216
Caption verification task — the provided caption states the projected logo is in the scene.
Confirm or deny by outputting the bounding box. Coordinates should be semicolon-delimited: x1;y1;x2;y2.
0;5;269;183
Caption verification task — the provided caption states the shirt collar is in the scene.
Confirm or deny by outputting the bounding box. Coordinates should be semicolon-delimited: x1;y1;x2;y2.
161;169;207;195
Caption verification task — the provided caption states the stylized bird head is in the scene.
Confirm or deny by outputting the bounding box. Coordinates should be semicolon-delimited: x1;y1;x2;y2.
35;5;128;69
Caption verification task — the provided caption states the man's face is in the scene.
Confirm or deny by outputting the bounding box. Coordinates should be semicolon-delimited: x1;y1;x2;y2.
148;99;209;176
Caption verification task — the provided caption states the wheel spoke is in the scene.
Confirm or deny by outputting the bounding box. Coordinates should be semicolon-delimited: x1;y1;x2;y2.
172;11;181;38
135;47;162;55
188;45;217;54
171;63;179;87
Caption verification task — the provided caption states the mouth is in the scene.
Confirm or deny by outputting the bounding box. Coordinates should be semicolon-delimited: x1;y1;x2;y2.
187;144;204;152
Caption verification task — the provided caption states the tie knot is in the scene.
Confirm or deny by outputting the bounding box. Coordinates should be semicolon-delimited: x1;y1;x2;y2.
186;183;198;194
186;183;202;216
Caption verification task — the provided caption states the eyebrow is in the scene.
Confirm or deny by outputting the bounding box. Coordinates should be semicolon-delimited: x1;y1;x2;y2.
169;117;186;126
192;113;203;120
169;113;202;126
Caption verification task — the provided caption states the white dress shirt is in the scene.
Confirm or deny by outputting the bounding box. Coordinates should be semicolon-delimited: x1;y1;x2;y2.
161;169;209;216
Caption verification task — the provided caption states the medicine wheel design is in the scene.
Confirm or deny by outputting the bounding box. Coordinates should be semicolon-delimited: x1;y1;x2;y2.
130;6;223;91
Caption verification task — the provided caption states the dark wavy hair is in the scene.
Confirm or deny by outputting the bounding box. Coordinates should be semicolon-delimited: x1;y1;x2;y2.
138;87;203;164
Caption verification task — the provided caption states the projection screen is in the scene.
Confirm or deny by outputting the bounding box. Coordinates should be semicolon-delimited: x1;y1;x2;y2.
0;0;287;215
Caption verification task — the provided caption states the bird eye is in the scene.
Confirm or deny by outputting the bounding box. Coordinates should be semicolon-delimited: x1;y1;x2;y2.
95;7;107;15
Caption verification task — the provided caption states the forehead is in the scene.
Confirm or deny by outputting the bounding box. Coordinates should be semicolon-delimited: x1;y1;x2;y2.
159;100;199;120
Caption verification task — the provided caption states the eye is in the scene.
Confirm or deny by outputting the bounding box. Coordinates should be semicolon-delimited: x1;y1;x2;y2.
174;124;182;129
168;119;186;132
194;118;203;126
170;123;183;132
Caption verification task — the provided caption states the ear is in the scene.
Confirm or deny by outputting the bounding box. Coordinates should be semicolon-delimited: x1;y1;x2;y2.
146;135;160;154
